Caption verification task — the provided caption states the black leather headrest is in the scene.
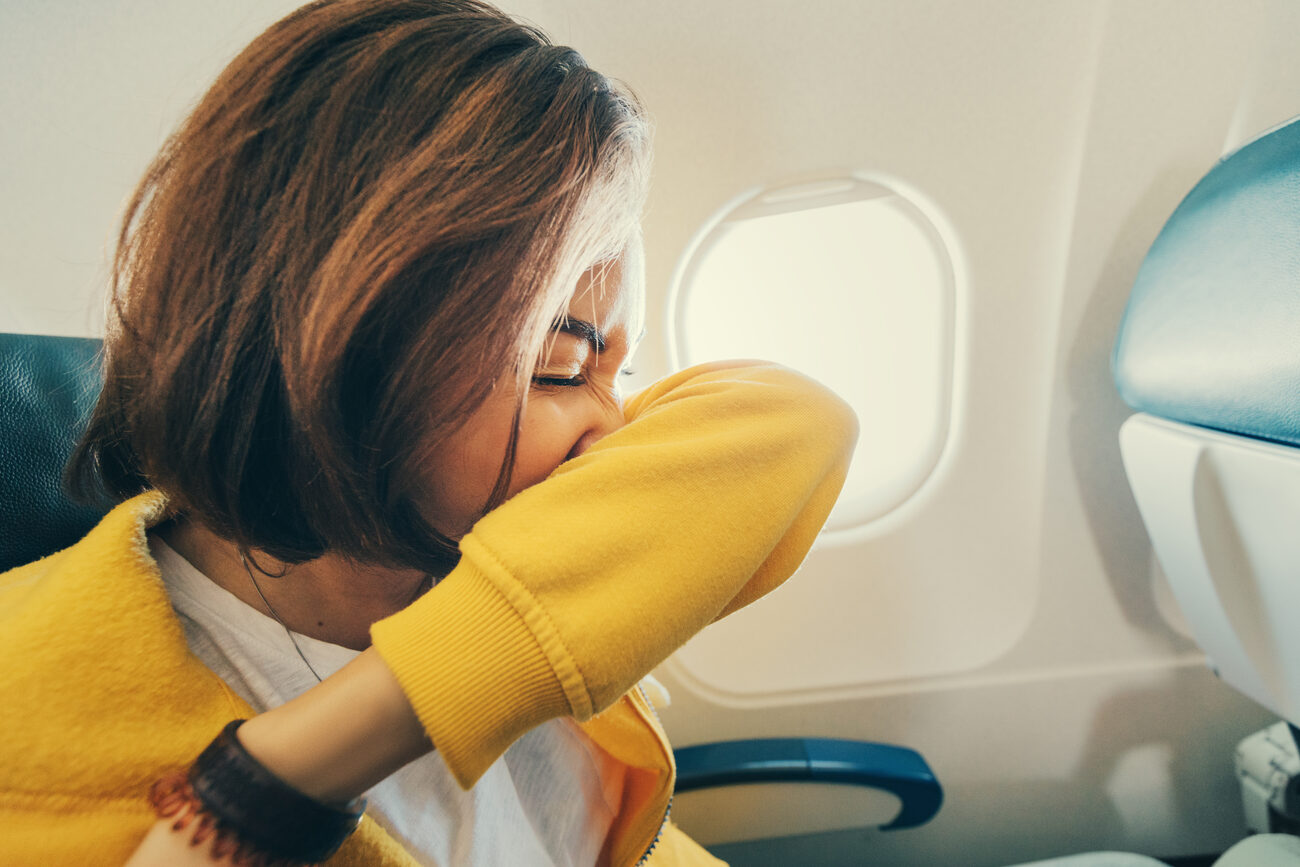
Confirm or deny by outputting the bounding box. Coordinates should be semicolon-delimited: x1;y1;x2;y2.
0;333;112;572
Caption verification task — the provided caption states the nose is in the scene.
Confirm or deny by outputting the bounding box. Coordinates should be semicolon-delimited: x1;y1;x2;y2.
567;391;625;460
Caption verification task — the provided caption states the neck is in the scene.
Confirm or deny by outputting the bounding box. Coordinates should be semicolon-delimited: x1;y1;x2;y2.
156;518;431;651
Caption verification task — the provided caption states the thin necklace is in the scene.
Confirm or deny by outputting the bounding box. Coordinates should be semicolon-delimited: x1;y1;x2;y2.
238;552;435;685
240;551;325;683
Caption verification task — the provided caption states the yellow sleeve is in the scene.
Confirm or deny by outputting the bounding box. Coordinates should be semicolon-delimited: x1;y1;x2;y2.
370;361;857;787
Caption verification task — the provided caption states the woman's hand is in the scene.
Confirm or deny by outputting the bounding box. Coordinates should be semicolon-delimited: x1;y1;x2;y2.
125;820;239;867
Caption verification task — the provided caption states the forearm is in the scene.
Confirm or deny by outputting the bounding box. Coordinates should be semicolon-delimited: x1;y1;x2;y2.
236;647;432;805
374;361;858;786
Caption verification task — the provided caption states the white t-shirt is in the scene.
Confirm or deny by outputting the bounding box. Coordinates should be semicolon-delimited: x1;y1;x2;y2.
150;536;626;867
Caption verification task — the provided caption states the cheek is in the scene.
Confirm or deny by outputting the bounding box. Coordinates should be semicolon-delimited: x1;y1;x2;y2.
421;392;585;535
506;397;587;495
421;397;520;535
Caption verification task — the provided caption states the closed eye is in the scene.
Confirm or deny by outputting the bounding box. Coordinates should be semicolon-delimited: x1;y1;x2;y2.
533;374;586;388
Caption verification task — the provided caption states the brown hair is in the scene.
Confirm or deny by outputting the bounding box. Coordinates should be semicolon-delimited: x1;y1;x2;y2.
70;0;650;576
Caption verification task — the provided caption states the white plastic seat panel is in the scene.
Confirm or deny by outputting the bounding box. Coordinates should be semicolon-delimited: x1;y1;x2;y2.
1012;835;1300;867
1119;413;1300;724
1214;833;1300;867
1011;854;1165;867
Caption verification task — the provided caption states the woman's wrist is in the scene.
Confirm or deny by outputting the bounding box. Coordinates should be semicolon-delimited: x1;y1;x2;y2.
236;648;433;804
130;650;430;866
147;721;366;864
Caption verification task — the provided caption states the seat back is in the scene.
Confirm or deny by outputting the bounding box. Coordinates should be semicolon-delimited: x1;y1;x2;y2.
1114;116;1300;724
0;333;111;573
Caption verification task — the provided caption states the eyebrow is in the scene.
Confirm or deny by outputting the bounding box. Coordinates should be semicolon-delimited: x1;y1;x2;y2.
553;317;607;353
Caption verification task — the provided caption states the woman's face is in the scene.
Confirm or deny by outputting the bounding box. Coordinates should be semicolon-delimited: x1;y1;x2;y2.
421;253;646;539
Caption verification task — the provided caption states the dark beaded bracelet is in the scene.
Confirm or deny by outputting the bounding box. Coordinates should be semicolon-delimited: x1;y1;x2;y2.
150;773;295;867
152;719;367;865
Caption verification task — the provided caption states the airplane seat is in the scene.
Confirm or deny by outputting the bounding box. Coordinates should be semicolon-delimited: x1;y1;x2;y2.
1113;113;1300;731
1107;112;1300;864
0;332;109;573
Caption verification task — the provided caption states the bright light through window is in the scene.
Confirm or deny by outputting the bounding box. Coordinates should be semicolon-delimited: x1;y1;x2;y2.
673;179;955;532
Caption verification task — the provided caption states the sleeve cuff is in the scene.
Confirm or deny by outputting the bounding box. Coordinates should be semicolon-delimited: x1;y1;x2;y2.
369;559;570;788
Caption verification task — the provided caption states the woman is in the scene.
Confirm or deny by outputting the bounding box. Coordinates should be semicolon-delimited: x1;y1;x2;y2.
0;1;856;864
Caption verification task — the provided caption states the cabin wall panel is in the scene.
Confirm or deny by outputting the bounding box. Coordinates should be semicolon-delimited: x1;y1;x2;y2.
5;1;1300;863
0;0;302;336
564;0;1118;693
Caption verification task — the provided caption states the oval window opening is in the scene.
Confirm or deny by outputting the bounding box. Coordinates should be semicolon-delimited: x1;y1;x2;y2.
670;175;956;533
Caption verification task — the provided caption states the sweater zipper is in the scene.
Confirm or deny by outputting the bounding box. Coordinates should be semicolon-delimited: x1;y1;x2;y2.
633;683;673;867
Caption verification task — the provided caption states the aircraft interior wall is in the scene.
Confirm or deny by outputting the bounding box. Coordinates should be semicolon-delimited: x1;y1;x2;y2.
4;1;1300;864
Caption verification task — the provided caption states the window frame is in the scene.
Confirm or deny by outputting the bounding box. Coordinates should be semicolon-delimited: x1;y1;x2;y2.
666;172;961;541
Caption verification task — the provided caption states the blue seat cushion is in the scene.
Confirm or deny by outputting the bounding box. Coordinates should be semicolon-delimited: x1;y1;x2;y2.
1113;115;1300;447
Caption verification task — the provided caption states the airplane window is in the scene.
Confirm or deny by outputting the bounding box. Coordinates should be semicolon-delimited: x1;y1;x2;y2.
670;176;956;534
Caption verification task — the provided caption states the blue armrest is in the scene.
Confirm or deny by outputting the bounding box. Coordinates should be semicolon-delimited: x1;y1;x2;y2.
673;737;943;831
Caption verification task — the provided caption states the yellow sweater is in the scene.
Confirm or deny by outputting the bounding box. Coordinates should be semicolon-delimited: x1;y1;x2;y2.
0;362;856;866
